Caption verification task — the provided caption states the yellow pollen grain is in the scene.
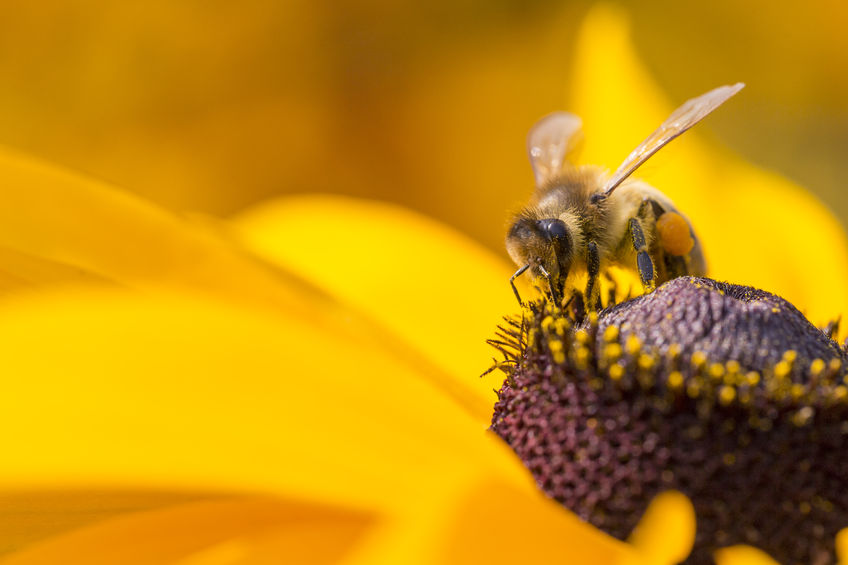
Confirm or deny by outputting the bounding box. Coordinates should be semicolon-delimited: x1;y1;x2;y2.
548;339;564;353
799;501;812;515
782;350;797;364
638;354;654;370
575;329;591;345
745;371;760;386
774;360;791;379
686;381;701;398
625;335;642;355
830;358;842;372
667;371;684;390
603;343;622;361
810;358;826;377
726;360;740;374
691;351;707;368
668;344;681;358
709;363;725;380
575;346;590;367
790;383;805;400
833;386;847;401
722;453;736;466
718;385;736;406
588;312;599;326
791;406;815;427
553;351;566;365
771;307;780;313
541;315;554;333
609;363;625;381
554;318;570;336
603;325;619;342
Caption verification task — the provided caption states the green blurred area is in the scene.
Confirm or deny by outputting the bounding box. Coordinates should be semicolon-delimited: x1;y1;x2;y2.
2;0;846;255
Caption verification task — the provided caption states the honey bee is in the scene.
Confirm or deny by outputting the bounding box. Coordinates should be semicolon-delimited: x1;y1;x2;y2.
506;83;744;307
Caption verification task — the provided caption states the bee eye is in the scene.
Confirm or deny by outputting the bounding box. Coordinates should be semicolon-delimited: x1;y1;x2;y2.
508;218;537;241
537;219;569;243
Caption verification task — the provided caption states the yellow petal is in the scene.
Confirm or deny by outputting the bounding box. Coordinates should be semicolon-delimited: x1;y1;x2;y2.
0;246;114;295
231;194;517;423
0;496;372;565
0;288;523;507
343;475;634;565
0;288;635;563
836;528;848;565
627;491;696;565
571;5;848;327
713;545;781;565
0;147;307;313
0;489;221;557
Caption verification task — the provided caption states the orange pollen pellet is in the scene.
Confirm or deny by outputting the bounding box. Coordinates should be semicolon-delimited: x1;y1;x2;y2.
656;212;694;255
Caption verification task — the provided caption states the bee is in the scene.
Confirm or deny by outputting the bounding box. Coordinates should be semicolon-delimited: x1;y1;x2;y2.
506;83;744;307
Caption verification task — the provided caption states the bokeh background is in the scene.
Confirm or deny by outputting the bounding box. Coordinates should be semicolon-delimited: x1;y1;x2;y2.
3;0;847;257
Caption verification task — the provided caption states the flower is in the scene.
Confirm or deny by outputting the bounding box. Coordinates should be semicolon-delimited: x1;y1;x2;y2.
0;5;846;565
491;277;848;564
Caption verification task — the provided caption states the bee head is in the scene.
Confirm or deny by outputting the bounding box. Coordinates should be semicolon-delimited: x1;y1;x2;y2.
506;216;574;285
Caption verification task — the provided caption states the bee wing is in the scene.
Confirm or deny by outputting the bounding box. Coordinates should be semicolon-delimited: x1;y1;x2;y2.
527;112;583;187
602;82;745;196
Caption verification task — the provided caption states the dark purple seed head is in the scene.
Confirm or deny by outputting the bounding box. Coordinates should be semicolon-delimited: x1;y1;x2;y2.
489;277;848;565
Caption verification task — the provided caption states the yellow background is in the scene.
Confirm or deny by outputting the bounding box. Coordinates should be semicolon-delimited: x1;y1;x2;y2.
2;0;846;258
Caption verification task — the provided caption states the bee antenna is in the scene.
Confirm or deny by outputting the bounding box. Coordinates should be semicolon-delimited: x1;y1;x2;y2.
510;264;530;307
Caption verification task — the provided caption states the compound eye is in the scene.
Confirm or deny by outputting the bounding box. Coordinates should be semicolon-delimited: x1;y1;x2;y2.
537;218;569;242
508;217;537;241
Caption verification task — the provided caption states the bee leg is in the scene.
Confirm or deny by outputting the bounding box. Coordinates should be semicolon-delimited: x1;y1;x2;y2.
601;271;619;306
638;197;692;280
628;217;656;292
509;264;530;307
538;264;561;306
585;241;601;310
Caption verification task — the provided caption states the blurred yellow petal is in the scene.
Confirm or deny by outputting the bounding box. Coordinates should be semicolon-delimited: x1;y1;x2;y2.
714;545;781;565
0;288;525;506
0;496;371;565
0;147;306;312
0;490;222;556
627;491;696;565
837;528;848;565
343;477;633;565
0;287;637;564
571;4;848;327
232;194;517;422
0;246;113;294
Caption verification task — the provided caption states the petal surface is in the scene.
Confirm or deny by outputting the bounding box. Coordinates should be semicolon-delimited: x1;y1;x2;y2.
571;5;848;327
627;491;696;565
0;289;511;503
232;195;517;422
0;147;308;313
0;496;373;565
0;288;630;563
714;545;781;565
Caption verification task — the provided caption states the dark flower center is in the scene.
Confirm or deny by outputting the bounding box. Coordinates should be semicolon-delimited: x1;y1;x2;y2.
489;277;848;565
